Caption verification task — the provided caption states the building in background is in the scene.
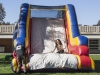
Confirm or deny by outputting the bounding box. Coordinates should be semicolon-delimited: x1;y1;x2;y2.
0;25;100;54
0;25;15;53
79;25;100;54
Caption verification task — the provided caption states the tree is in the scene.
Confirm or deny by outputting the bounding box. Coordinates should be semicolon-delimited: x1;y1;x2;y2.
97;20;100;26
56;10;62;18
0;3;6;22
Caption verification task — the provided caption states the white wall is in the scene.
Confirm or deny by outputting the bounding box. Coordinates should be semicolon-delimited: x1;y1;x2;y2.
0;35;13;38
83;35;100;39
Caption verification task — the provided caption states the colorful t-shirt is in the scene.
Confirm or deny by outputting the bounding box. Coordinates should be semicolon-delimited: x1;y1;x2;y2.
56;45;64;51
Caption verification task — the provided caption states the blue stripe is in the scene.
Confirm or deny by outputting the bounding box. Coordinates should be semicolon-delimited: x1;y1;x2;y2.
15;3;29;46
78;36;88;46
67;4;88;46
67;4;80;38
15;37;25;46
13;29;18;40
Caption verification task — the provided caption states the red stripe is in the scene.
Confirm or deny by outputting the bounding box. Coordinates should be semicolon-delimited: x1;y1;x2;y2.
80;56;91;68
26;18;32;56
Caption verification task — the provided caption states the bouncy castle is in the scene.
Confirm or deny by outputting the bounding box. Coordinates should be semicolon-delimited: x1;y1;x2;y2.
11;3;95;73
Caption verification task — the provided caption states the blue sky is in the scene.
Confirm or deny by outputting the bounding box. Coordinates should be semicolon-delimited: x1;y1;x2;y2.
0;0;100;25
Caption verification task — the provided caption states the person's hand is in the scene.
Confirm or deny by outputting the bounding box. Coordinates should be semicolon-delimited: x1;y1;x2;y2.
51;50;54;53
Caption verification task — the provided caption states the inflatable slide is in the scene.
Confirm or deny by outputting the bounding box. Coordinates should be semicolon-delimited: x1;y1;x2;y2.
11;3;95;73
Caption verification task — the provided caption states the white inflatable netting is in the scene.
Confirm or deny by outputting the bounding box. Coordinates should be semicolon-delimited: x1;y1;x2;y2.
28;53;78;70
31;18;68;54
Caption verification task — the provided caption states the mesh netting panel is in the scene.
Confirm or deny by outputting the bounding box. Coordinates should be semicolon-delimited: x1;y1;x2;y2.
31;18;68;54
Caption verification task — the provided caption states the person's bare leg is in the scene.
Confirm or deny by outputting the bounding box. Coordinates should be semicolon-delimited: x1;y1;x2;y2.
26;63;30;69
16;56;21;73
21;63;30;70
22;56;26;73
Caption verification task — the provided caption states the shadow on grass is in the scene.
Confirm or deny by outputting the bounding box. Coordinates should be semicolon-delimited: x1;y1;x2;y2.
0;57;11;64
0;73;49;75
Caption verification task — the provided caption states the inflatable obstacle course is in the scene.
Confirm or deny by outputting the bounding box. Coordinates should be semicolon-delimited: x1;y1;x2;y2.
11;3;95;73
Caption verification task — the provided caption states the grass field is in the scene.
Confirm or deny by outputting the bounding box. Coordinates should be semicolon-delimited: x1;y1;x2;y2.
0;54;100;75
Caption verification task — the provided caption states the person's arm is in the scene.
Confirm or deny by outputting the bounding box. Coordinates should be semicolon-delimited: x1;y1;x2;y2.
51;46;56;53
42;46;56;54
64;45;67;49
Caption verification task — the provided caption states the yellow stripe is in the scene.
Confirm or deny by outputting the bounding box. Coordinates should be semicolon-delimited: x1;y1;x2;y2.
31;9;67;10
25;5;31;48
90;57;95;70
12;58;17;71
65;5;79;46
74;55;81;69
14;39;16;48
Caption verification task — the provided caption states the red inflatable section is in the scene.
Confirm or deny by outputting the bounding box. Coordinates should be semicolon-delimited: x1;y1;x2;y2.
64;17;89;56
68;44;89;56
80;56;92;69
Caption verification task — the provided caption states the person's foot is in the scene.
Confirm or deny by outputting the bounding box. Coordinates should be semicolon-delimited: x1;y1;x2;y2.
23;64;27;73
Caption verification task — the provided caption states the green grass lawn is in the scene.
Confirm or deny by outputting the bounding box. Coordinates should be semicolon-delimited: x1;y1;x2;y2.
0;54;100;75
